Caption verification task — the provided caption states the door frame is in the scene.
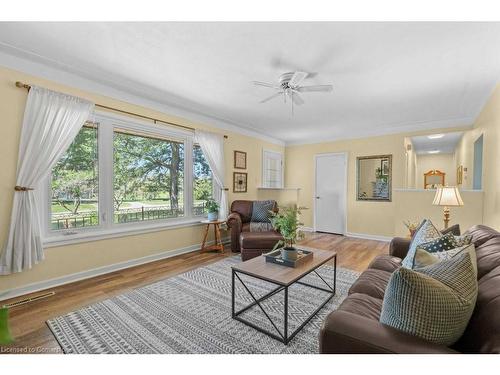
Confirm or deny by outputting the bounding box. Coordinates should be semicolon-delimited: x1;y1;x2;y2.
313;152;348;235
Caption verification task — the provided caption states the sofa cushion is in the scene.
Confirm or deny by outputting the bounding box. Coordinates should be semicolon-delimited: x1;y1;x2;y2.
455;267;500;353
475;236;500;280
337;293;383;321
368;255;402;273
464;224;500;248
239;231;282;249
251;200;275;223
348;269;393;299
402;219;441;268
380;250;478;346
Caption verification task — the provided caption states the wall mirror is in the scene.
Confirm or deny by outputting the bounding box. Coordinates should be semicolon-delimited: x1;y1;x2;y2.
357;155;392;201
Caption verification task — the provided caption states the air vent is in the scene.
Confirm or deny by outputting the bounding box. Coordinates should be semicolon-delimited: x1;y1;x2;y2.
3;291;55;308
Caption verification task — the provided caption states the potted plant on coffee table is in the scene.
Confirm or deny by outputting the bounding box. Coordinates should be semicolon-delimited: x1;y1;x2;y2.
206;199;219;221
270;205;305;261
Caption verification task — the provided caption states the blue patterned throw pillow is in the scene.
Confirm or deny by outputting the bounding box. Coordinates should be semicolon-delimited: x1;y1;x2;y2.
416;232;459;253
401;219;441;269
251;200;275;223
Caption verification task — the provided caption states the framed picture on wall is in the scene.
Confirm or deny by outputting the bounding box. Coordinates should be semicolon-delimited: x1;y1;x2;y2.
233;172;248;193
234;150;247;169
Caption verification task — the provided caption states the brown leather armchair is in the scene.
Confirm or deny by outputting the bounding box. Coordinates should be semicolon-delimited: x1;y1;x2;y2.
227;200;283;261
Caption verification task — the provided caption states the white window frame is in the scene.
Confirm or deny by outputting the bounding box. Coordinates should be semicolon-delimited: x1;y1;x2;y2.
42;111;206;247
261;149;284;188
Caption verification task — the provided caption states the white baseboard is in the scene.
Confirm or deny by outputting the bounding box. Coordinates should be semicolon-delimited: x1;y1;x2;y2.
299;226;314;232
0;237;229;302
345;232;392;242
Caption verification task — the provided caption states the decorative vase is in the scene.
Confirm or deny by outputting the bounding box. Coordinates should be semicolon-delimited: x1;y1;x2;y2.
0;306;13;345
281;247;298;261
207;212;218;221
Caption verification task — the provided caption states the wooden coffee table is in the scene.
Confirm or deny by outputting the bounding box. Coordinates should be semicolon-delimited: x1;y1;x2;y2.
231;247;337;345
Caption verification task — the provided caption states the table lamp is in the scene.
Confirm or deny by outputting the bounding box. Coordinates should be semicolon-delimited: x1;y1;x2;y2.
432;186;464;229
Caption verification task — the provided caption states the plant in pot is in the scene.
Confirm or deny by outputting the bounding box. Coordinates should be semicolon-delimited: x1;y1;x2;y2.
206;199;219;221
270;205;305;261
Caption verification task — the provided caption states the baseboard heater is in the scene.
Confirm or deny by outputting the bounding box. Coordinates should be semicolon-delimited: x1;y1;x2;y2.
3;291;55;308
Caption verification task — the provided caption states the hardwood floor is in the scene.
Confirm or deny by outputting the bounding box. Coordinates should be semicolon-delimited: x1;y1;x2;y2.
0;233;387;354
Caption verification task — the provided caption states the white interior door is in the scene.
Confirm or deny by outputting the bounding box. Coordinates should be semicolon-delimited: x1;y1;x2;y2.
314;153;347;234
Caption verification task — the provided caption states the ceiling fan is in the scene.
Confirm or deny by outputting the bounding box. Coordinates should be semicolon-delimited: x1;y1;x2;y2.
253;71;333;112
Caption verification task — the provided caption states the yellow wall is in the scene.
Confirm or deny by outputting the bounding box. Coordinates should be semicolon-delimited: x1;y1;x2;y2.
0;66;284;293
469;85;500;229
416;153;456;189
454;130;480;190
285;127;475;238
404;137;417;189
393;190;484;237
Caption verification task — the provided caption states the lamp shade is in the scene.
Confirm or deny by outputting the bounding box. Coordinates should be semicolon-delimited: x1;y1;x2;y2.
432;186;464;206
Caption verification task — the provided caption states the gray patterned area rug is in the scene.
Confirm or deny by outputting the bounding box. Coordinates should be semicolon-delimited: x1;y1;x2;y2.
47;256;358;354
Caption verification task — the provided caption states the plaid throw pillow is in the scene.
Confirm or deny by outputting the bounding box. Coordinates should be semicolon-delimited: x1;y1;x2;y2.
416;232;458;254
251;200;275;223
402;219;441;268
380;247;478;346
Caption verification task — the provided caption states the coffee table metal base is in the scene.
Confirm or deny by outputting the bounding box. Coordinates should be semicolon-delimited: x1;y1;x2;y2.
231;255;336;345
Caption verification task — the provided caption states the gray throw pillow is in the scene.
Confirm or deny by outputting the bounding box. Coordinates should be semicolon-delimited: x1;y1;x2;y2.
251;200;275;223
380;248;478;346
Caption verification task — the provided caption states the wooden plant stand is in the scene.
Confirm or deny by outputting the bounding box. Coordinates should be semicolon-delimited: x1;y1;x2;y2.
200;219;225;254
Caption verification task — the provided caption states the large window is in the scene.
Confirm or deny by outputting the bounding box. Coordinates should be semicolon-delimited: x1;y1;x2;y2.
113;130;185;223
46;113;213;242
51;125;99;230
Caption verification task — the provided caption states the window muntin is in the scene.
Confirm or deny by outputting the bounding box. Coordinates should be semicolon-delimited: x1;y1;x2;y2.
113;130;185;224
50;124;99;230
192;144;213;215
262;150;283;188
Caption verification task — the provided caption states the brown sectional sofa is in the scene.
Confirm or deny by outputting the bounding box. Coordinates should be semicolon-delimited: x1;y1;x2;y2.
319;224;500;354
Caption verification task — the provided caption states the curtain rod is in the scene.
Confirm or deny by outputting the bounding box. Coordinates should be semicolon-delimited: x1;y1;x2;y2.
15;81;228;139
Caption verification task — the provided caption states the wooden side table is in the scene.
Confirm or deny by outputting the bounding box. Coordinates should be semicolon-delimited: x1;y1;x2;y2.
200;219;225;253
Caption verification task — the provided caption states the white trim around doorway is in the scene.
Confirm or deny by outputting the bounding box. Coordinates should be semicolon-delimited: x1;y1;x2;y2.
313;152;348;235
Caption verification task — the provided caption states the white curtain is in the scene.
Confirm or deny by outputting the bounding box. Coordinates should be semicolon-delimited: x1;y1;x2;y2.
194;130;228;219
0;86;94;275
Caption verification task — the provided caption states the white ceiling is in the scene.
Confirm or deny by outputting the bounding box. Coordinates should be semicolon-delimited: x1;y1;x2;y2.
1;22;500;145
411;131;464;154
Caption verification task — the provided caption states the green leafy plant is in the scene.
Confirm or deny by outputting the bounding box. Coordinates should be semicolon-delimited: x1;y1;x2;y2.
270;205;306;250
205;199;219;213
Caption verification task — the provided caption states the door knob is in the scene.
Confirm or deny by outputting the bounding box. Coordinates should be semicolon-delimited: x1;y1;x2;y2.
315;196;320;199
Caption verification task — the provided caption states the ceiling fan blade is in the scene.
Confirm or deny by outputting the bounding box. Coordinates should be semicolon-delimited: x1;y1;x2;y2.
259;92;283;103
297;85;333;93
291;92;305;106
253;81;277;88
288;71;308;88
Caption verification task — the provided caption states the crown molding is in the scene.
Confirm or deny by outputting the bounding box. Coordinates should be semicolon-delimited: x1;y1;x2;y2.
0;43;285;146
285;117;475;146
